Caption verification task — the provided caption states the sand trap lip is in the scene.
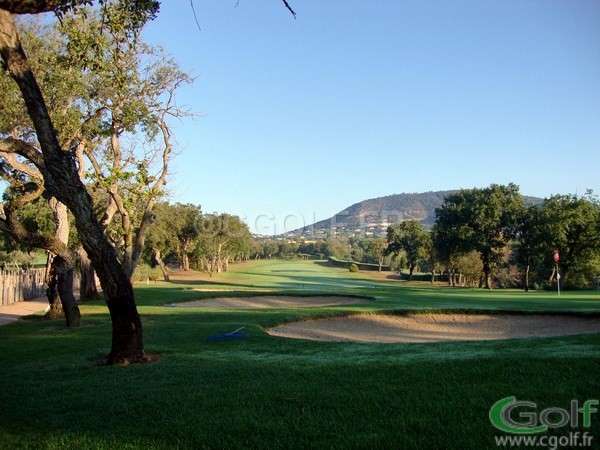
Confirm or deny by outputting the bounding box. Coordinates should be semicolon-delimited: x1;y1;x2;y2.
167;295;372;309
267;313;600;343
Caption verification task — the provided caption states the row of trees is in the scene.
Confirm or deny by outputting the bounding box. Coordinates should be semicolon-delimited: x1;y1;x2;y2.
385;184;600;290
264;185;597;291
143;203;257;279
257;236;390;270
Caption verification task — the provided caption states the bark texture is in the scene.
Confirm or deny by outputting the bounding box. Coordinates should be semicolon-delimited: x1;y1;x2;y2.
77;246;100;301
0;0;84;14
44;198;80;326
0;9;144;364
46;254;80;326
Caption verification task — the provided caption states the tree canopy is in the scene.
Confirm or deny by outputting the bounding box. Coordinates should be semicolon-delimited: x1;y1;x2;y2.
433;184;524;289
0;0;166;363
386;220;429;280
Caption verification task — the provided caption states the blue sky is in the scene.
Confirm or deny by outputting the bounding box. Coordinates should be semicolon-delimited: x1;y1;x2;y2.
143;0;600;235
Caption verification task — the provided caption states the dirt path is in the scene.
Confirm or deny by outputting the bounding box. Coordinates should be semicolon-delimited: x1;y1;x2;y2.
268;313;600;343
0;291;82;326
0;297;49;326
168;295;372;309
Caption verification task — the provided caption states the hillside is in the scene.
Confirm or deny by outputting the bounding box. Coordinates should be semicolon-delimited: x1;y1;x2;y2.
288;190;542;238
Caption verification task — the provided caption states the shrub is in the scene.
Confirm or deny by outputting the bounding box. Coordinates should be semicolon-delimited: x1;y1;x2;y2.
0;250;36;269
132;263;163;282
349;263;359;273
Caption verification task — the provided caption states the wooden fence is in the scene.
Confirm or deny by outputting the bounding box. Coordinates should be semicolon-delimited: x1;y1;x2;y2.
0;268;47;306
0;268;83;306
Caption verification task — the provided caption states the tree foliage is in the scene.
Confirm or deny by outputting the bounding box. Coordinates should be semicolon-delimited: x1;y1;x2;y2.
0;0;166;363
386;220;429;281
191;213;256;276
433;184;524;289
145;202;202;279
515;192;600;289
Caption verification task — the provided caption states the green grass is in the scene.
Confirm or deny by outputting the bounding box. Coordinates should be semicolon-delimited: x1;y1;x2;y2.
1;260;599;449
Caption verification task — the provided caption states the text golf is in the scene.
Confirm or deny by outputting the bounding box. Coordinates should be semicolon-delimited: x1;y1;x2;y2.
489;397;599;434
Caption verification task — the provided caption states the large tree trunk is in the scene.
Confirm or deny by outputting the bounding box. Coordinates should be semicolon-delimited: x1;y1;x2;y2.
0;10;144;364
180;239;191;271
408;263;415;281
483;265;492;289
181;252;190;272
44;198;80;326
524;263;530;292
77;246;100;301
44;252;62;319
46;254;80;327
481;253;493;289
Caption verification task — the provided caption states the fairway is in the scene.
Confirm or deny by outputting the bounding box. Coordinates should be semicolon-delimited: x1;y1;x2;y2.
169;295;372;309
1;259;599;449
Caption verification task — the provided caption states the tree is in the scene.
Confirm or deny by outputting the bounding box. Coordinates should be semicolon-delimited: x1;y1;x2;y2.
37;5;193;280
432;209;463;287
324;237;350;260
540;192;600;288
145;202;202;279
0;157;81;327
192;213;255;276
456;251;483;287
0;0;161;363
260;240;279;259
515;205;549;291
422;232;440;283
0;18;84;324
433;184;524;289
0;17;103;303
386;220;429;281
365;238;387;272
143;202;175;281
77;245;99;300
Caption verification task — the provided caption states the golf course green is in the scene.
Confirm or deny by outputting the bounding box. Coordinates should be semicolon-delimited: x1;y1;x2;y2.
1;259;599;449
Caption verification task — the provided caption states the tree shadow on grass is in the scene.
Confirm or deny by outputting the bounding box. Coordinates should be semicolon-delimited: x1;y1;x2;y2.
168;279;257;289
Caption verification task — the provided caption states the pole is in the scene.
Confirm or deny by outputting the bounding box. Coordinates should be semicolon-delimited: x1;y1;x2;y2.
556;264;560;297
553;248;560;297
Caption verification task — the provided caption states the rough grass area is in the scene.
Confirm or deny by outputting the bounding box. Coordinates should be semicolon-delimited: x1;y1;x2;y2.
1;260;599;449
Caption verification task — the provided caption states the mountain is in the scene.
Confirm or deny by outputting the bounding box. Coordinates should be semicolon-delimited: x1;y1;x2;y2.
287;190;543;238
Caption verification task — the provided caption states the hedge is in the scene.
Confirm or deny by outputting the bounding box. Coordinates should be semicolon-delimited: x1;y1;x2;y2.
328;257;390;272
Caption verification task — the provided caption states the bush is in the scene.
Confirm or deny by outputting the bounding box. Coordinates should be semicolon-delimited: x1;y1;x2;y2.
349;263;359;273
132;263;163;282
0;250;36;269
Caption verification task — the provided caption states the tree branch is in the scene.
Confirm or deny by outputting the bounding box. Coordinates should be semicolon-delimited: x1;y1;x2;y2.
281;0;296;18
0;149;43;180
0;1;88;14
0;137;45;170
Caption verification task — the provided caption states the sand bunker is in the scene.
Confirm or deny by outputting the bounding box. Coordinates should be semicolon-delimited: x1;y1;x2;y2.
168;295;372;309
267;313;600;343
